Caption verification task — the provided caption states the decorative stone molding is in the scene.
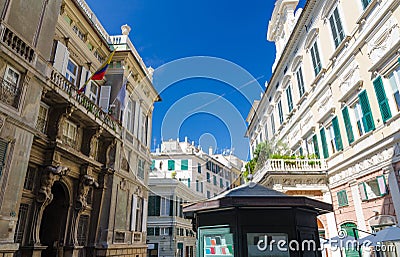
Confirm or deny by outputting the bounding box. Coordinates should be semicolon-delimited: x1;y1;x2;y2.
338;62;361;100
76;174;98;211
89;127;103;159
329;148;394;184
317;88;334;122
368;17;400;65
106;139;117;169
32;165;69;245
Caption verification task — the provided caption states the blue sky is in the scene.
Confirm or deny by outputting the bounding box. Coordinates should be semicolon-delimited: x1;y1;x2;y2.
86;0;306;160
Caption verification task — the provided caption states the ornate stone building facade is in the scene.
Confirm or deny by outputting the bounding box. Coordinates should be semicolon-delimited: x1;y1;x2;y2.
0;0;159;257
246;0;400;252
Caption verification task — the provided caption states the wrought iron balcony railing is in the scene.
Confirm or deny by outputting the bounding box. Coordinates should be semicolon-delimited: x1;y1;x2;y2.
49;68;120;132
0;76;22;108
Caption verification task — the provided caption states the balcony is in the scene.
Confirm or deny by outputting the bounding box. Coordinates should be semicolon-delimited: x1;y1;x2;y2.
49;68;120;132
253;158;327;184
0;23;35;63
0;76;22;108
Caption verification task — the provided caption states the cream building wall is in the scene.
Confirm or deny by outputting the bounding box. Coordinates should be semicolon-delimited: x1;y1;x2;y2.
247;0;400;243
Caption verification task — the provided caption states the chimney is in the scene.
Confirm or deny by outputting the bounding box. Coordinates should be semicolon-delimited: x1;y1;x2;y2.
185;136;188;143
209;146;213;156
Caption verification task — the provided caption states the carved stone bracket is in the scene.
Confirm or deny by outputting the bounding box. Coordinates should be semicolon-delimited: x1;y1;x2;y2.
70;174;99;246
31;165;69;245
89;127;103;159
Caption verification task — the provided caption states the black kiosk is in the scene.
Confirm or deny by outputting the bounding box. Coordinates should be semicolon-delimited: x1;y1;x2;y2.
183;182;333;257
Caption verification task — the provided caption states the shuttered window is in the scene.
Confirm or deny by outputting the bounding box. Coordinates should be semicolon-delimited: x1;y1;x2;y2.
342;107;354;144
181;160;188;170
358;90;375;132
310;41;322;76
296;67;305;97
168;160;175;171
0;139;8;177
99;85;111;112
320;128;329;159
373;76;392;123
362;0;371;9
148;196;161;216
286;85;293;112
312;134;320;158
337;190;349;207
332;116;343;151
329;7;345;48
278;100;284;124
359;176;387;201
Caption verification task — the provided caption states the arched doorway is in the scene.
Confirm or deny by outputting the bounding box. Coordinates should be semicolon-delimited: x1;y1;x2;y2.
340;222;359;257
40;182;69;257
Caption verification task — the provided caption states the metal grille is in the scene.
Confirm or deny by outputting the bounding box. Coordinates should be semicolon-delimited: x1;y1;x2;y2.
77;215;89;245
0;76;22;108
23;166;36;191
14;203;29;243
114;232;125;243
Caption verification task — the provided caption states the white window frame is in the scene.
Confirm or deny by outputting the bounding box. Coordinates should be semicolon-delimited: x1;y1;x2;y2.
87;82;99;104
286;84;294;112
310;40;322;76
352;101;366;138
63;120;77;143
160;197;170;217
37;102;49;133
270;114;276;135
327;123;337;155
4;65;20;86
328;6;346;48
65;59;78;85
160;227;169;236
388;66;400;112
295;66;305;97
125;99;134;133
277;100;284;125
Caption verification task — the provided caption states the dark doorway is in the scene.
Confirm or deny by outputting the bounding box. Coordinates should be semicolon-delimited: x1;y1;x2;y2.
40;182;69;257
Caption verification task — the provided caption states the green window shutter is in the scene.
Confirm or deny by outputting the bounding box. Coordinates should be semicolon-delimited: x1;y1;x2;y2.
342;107;354;144
320;128;329;159
168;160;175;170
373;76;392;122
362;0;371;9
187;178;190;188
150;160;155;170
376;175;387;196
359;183;368;201
169;197;174;216
337;190;348;207
332;116;343;151
0;139;8;176
312;134;320;158
181;159;188;170
358;90;375;132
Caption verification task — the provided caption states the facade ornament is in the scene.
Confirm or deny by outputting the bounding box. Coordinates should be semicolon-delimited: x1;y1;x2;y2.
32;165;69;245
70;174;98;246
89;128;103;159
